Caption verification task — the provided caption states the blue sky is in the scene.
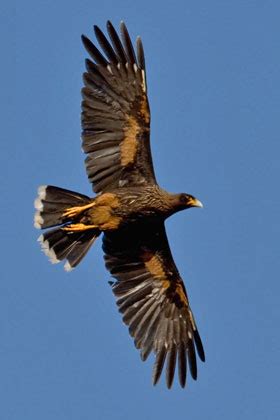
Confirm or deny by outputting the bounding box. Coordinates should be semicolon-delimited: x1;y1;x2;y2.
3;1;280;419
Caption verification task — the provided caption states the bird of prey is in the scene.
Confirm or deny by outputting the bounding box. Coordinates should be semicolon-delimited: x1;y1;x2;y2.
34;21;205;388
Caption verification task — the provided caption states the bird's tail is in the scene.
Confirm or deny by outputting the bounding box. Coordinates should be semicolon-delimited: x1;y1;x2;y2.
34;185;100;271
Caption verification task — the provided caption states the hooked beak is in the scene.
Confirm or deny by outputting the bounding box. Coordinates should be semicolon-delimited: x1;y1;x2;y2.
189;197;203;208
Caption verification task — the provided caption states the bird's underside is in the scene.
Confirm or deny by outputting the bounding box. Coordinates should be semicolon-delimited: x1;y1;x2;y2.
34;21;205;388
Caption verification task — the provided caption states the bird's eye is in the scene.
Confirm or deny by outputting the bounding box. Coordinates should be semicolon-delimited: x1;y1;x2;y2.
180;194;188;204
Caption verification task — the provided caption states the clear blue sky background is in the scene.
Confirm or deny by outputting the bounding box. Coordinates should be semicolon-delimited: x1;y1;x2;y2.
3;1;280;419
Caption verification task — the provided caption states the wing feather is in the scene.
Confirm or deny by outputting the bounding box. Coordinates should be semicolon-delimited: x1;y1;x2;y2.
81;34;108;66
94;25;119;64
81;21;155;193
120;21;137;64
178;342;187;387
166;343;177;389
103;223;205;388
136;37;146;70
153;346;167;386
187;337;197;380
106;20;127;64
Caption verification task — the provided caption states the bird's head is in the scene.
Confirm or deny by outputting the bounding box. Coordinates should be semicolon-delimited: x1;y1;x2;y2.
174;193;203;212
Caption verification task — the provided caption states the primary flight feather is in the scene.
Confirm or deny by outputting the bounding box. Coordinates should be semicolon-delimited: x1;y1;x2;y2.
34;21;205;388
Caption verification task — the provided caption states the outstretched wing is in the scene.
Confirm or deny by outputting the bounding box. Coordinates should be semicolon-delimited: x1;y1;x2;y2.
103;223;205;388
81;21;155;193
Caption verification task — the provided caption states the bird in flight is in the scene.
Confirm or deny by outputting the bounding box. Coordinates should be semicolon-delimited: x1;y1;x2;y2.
34;21;205;388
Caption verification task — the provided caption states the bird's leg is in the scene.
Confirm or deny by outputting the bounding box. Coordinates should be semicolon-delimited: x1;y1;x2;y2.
62;202;96;219
62;223;98;232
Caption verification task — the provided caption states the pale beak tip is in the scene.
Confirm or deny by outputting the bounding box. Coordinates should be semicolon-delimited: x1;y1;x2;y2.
195;199;203;208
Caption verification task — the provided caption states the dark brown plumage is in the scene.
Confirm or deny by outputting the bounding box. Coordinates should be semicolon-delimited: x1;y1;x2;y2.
34;21;205;388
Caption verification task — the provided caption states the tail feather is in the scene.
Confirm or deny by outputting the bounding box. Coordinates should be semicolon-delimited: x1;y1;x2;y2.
34;185;100;270
38;228;98;271
34;185;91;229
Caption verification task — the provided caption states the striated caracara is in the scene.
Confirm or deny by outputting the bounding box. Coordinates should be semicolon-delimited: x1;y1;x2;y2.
34;21;205;388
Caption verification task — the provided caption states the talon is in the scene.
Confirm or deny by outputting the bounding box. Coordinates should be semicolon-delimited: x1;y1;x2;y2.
63;202;96;218
62;223;97;232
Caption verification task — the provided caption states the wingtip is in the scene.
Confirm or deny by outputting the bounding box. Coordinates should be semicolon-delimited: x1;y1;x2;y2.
93;24;100;36
152;376;159;387
193;329;206;362
81;34;87;46
179;378;186;389
106;20;112;29
166;380;173;389
120;20;128;35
